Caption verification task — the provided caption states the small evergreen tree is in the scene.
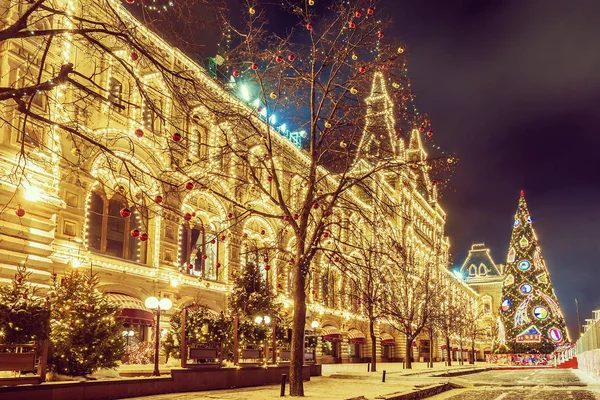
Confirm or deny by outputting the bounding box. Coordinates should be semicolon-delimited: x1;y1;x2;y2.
163;304;231;360
229;262;287;348
47;271;124;376
0;265;49;345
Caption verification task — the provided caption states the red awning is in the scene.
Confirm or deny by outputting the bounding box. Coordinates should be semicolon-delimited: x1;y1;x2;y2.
348;329;366;344
381;332;395;346
110;293;155;326
321;325;343;342
440;345;447;350
452;347;459;351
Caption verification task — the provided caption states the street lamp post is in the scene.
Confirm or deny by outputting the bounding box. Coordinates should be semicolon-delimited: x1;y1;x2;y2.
145;296;172;376
254;315;271;364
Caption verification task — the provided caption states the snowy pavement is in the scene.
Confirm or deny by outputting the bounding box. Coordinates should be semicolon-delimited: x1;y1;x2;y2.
124;362;484;400
429;369;600;400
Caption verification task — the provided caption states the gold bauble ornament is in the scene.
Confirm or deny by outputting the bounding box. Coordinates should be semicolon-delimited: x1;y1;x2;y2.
397;46;405;54
309;0;315;5
324;121;331;128
392;82;400;89
340;141;348;148
270;92;277;99
350;87;357;94
352;53;358;60
249;7;256;15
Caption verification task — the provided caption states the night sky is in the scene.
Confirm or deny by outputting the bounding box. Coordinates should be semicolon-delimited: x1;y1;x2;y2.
385;0;600;340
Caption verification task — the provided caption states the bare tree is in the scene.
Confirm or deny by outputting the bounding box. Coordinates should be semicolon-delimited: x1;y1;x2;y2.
0;0;451;395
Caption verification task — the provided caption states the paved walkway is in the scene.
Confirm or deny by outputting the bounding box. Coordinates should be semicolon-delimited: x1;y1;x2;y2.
126;362;486;400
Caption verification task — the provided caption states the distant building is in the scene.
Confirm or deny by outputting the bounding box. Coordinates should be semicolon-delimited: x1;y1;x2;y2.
460;244;504;318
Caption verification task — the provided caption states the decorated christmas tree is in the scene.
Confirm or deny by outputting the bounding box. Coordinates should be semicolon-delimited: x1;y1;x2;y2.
499;191;569;354
47;272;125;376
0;265;49;345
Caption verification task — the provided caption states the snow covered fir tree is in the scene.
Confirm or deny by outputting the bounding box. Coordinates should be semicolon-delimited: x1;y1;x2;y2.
498;191;569;354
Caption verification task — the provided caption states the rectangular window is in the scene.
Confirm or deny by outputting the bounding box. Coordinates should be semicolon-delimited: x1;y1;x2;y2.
66;192;78;208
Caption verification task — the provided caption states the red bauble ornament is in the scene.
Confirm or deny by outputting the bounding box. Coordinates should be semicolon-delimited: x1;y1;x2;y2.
311;290;316;295
23;294;28;300
130;229;140;237
256;106;262;113
260;229;266;235
275;55;283;63
367;7;374;15
283;215;290;221
402;95;409;101
312;203;319;209
220;235;226;241
264;265;271;271
378;32;384;38
323;232;329;238
15;208;25;217
184;212;192;221
172;132;182;142
202;254;208;260
216;262;221;268
349;21;356;29
188;263;194;270
277;283;282;289
191;212;196;217
126;0;135;4
432;180;437;186
293;214;299;220
120;208;131;218
359;66;366;73
419;126;425;132
134;128;144;138
185;182;194;190
242;232;248;239
139;232;149;241
355;11;361;17
306;23;313;30
233;70;240;77
251;63;259;70
288;54;295;62
16;276;23;284
267;176;273;182
427;130;433;137
129;52;139;61
86;304;92;310
154;195;163;203
334;256;340;262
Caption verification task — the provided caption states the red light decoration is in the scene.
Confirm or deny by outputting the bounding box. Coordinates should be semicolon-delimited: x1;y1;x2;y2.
233;70;240;77
139;232;149;241
154;195;163;203
251;63;259;70
172;132;182;142
367;7;374;15
134;129;144;138
275;55;283;63
288;54;295;62
349;21;356;28
306;23;313;30
185;182;194;190
120;208;131;218
184;212;192;221
130;229;140;237
15;208;25;217
129;52;138;61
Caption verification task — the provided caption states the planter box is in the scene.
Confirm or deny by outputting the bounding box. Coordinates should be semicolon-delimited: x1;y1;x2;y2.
189;348;218;360
0;353;35;372
241;349;261;360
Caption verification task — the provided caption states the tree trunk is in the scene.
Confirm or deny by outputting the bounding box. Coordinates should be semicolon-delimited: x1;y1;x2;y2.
405;337;413;369
470;343;475;364
445;335;451;366
369;318;377;372
429;331;434;368
289;268;307;396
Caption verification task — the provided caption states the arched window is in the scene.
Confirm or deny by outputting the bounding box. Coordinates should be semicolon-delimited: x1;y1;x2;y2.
479;264;487;276
469;265;477;276
180;222;220;281
87;189;147;262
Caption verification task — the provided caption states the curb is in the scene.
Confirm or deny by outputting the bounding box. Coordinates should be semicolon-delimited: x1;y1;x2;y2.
372;382;453;400
432;368;491;378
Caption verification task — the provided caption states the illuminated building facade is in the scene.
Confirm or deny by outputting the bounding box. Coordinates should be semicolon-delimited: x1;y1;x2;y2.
0;0;484;364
